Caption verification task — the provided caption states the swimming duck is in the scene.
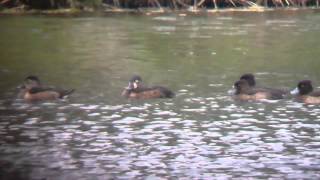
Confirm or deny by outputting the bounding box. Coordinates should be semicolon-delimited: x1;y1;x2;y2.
290;80;320;104
121;75;175;99
239;73;288;96
18;75;74;102
233;79;284;100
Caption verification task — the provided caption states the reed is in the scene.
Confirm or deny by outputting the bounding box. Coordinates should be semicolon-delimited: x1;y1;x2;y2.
1;0;319;10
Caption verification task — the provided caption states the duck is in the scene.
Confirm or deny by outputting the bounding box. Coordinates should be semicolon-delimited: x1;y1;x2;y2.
239;73;288;96
290;80;320;104
232;79;284;101
18;75;74;102
121;75;175;99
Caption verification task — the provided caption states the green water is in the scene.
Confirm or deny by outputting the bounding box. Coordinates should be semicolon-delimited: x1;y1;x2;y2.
1;12;320;100
1;11;320;179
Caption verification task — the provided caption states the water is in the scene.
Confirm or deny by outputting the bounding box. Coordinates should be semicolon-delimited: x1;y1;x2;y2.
1;10;320;179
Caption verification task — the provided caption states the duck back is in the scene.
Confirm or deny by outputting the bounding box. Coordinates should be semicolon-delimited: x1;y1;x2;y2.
152;86;175;98
299;95;320;104
24;87;74;101
24;91;60;101
124;86;174;99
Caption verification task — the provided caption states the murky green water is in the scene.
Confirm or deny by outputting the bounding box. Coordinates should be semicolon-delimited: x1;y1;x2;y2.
1;10;320;179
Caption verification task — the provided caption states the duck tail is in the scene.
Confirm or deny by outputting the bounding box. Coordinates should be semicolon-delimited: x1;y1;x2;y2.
160;87;175;98
59;89;75;98
166;90;175;98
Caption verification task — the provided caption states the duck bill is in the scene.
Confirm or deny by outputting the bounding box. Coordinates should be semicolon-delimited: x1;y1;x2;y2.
17;84;26;89
123;82;136;91
126;81;139;89
228;86;236;95
126;82;135;90
290;88;299;95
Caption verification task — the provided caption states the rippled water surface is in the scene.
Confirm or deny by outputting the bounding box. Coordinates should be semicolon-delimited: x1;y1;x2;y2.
1;10;320;179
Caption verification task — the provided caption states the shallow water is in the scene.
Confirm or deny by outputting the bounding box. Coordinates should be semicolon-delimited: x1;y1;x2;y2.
1;10;320;179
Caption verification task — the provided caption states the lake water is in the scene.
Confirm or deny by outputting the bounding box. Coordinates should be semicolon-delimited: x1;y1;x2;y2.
1;10;320;179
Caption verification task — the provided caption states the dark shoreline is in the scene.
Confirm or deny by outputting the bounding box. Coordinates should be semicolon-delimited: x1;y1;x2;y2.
1;6;320;16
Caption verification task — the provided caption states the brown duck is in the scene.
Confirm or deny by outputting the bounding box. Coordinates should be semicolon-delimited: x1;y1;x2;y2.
18;76;74;102
121;75;174;99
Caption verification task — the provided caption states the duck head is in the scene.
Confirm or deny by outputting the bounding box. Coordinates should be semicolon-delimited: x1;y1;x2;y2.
291;80;313;95
126;75;142;90
240;73;256;87
18;75;41;90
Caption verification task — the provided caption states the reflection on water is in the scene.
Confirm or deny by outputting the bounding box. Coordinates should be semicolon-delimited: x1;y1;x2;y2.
1;11;320;179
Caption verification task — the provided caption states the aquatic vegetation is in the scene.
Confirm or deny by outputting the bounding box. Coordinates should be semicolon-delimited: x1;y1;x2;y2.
1;0;320;11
